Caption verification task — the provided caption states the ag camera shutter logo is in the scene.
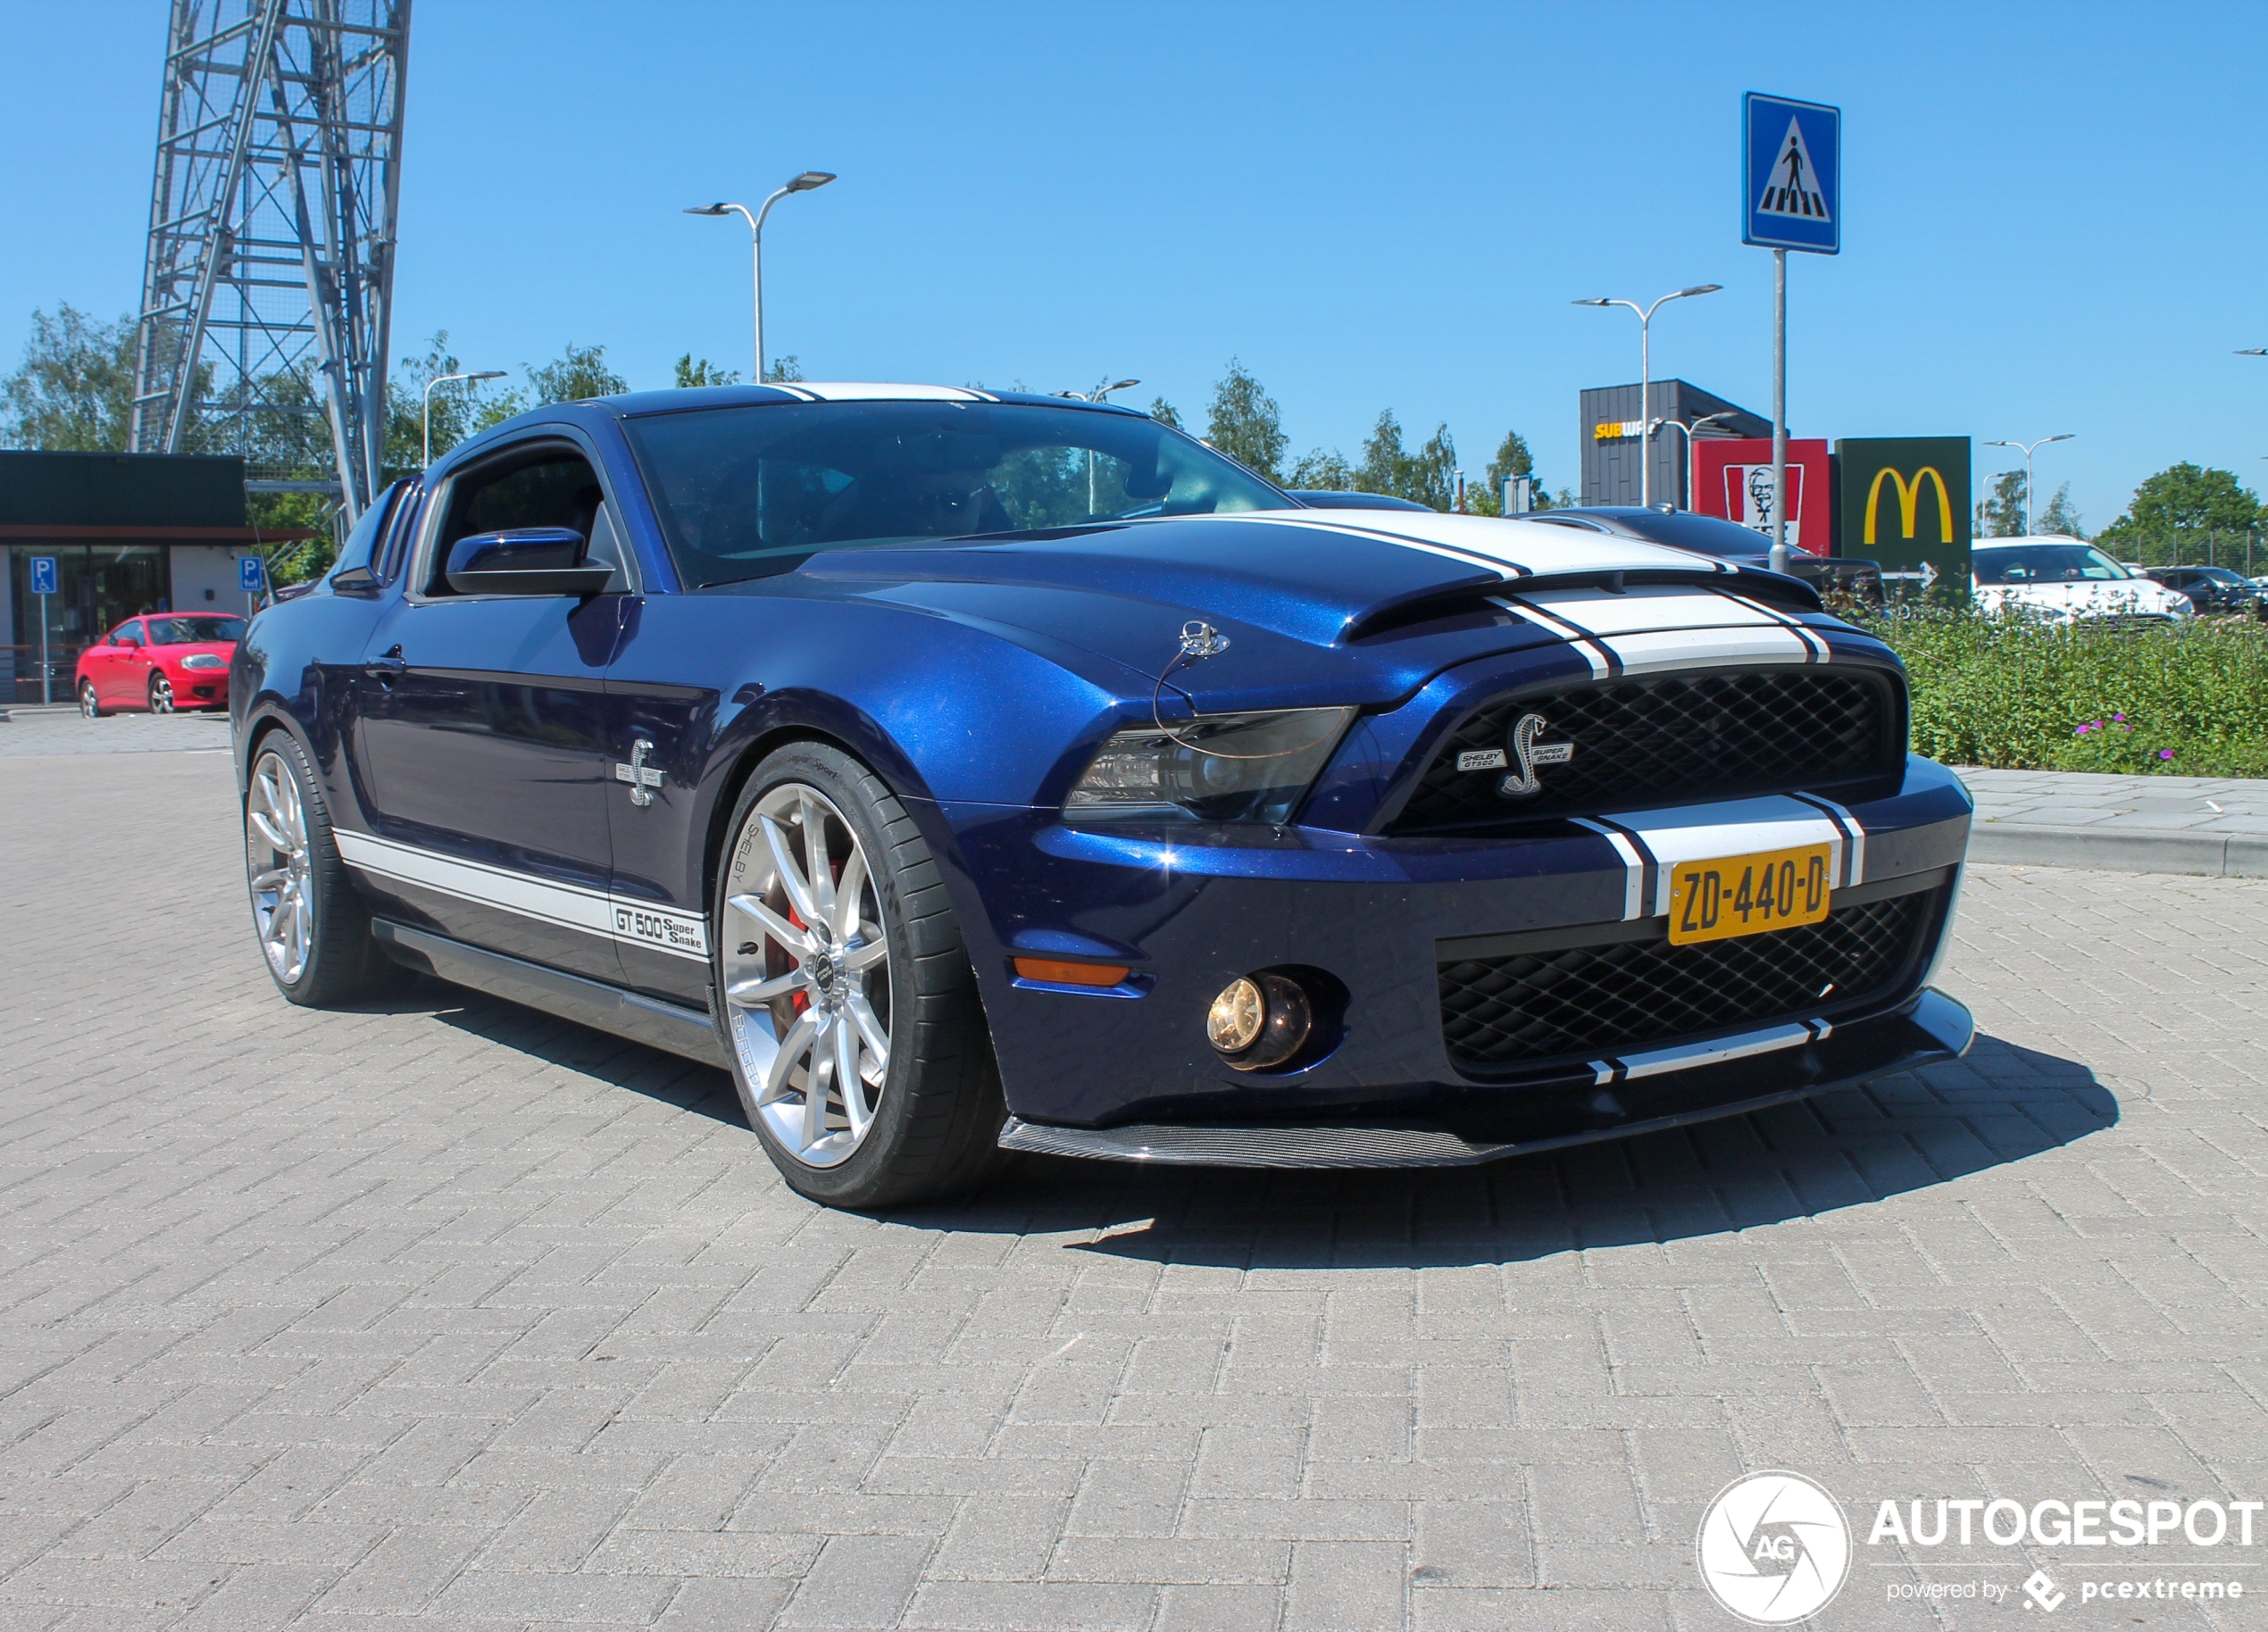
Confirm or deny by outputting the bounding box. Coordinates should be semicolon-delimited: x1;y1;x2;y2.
1697;1470;1852;1624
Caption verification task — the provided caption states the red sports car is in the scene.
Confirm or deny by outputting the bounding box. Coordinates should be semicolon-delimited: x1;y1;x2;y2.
76;613;245;717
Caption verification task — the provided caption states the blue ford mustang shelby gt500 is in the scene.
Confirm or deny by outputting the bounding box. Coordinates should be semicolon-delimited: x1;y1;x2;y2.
231;383;1974;1207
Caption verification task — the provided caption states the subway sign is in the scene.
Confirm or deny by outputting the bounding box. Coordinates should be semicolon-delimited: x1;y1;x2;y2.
1834;437;1970;596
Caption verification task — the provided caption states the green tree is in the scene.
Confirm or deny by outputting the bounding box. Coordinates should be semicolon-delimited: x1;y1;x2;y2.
674;353;740;388
2098;462;2264;567
2035;483;2084;538
1205;359;1286;484
763;354;805;384
1974;469;2026;538
1466;429;1541;515
1147;396;1182;429
528;342;629;405
1288;448;1355;490
1357;411;1456;509
0;304;138;450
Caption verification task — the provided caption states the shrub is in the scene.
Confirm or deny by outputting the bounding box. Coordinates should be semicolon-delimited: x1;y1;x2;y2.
1856;605;2268;777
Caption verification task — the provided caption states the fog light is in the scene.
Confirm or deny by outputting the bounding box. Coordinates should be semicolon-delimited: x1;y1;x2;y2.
1206;973;1313;1070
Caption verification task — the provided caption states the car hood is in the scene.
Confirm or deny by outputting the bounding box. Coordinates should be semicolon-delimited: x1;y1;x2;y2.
784;509;1811;710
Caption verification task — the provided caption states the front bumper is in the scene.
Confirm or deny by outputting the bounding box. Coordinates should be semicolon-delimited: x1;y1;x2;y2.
940;755;1974;1134
997;988;1973;1167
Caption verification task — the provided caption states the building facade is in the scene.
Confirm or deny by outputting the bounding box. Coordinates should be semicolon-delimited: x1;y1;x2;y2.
0;452;312;703
1578;380;1770;509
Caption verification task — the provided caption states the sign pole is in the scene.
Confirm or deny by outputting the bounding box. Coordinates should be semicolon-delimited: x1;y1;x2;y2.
1770;248;1789;575
38;591;50;705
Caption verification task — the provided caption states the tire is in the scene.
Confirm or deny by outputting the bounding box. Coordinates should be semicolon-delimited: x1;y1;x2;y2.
149;673;175;714
712;742;1006;1208
79;680;104;719
244;729;405;1006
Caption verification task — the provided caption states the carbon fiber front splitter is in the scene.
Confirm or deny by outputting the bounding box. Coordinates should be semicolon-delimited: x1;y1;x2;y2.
995;988;1974;1169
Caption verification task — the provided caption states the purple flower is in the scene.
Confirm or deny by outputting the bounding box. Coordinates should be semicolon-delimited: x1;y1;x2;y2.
2113;713;2127;722
2159;749;2176;760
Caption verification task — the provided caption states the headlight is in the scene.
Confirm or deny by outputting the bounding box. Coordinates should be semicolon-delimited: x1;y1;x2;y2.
1064;707;1353;825
180;653;228;670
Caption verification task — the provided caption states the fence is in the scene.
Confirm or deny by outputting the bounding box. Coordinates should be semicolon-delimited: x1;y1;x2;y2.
2107;529;2263;574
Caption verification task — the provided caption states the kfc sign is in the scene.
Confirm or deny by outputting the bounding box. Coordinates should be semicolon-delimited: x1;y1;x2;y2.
1692;438;1832;554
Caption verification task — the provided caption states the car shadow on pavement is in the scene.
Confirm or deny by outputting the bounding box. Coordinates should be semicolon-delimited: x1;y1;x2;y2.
906;1034;2118;1270
402;978;746;1126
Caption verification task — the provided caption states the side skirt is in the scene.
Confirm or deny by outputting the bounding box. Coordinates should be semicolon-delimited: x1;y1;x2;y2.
371;919;729;1070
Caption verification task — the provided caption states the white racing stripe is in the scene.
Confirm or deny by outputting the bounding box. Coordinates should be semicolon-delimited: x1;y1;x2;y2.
771;382;1000;404
336;832;710;962
1580;795;1865;921
1212;510;1739;582
1497;584;1827;676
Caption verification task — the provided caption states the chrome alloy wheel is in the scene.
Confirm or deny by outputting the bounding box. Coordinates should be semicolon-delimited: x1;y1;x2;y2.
149;673;175;713
245;750;313;984
721;783;891;1169
78;681;99;719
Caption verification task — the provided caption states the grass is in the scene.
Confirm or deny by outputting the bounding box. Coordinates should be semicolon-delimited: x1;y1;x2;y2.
1848;604;2268;779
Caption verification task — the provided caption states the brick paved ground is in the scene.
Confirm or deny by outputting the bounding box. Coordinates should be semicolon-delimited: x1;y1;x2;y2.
4;721;2267;1630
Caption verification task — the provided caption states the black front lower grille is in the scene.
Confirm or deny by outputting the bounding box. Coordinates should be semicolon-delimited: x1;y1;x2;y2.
1391;667;1900;833
1438;887;1937;1072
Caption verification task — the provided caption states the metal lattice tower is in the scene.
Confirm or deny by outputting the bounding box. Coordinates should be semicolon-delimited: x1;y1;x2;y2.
129;0;410;520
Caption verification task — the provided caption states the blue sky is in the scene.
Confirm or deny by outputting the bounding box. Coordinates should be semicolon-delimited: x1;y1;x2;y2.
5;1;2266;530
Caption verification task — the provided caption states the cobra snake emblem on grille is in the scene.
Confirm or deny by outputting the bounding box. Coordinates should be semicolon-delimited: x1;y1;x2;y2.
1498;712;1577;799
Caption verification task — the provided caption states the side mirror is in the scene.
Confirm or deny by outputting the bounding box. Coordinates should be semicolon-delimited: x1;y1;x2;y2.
444;528;613;596
331;564;381;595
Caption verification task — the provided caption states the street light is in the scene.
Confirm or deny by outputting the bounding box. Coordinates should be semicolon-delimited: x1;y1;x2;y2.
686;170;838;382
1983;434;2074;535
1655;411;1738;512
422;370;505;469
1055;379;1141;510
1573;284;1722;509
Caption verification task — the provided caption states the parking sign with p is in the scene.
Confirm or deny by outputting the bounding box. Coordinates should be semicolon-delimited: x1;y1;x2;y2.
239;555;266;595
29;555;58;596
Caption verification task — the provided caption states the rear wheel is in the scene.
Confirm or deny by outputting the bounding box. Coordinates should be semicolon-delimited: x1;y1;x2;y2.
149;673;175;714
713;742;1006;1208
245;731;404;1005
78;680;103;720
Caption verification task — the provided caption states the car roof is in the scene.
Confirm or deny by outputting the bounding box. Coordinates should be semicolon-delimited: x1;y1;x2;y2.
596;383;1151;420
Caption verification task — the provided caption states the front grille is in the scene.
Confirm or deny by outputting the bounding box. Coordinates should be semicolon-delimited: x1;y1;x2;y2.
1391;668;1899;833
1438;888;1936;1072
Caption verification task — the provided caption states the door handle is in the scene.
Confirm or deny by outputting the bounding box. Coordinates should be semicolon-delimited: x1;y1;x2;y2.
363;646;407;679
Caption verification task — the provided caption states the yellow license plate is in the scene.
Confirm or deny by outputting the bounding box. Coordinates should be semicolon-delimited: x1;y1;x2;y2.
1668;844;1832;946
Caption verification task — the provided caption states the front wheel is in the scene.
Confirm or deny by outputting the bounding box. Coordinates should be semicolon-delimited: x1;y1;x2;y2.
79;680;104;719
713;742;1006;1208
149;673;176;714
244;731;404;1005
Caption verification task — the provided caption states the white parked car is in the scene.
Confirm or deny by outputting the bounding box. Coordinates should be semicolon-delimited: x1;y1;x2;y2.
1971;537;2192;623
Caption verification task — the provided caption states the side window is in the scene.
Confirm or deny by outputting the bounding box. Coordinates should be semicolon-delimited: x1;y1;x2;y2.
114;622;143;648
422;444;629;595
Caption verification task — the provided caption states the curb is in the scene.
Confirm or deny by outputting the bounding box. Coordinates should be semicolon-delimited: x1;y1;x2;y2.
1968;821;2268;879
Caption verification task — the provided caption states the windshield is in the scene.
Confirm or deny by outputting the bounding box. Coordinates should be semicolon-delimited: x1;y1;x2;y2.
621;401;1288;588
1973;544;2130;585
145;615;247;645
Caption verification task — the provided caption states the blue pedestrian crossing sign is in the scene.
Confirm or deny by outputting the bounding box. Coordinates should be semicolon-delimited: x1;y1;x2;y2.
1744;92;1840;254
239;555;266;594
29;555;58;595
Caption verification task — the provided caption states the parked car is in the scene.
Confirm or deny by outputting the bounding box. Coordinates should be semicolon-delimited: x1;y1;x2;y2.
1530;507;1886;606
2139;565;2262;617
1971;537;2191;623
76;612;246;717
232;383;1973;1208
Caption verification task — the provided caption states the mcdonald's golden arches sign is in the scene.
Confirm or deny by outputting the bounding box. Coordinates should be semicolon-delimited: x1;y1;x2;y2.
1833;437;1970;589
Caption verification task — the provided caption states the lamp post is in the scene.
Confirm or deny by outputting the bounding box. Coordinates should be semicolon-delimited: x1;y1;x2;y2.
1655;411;1738;512
1573;284;1722;510
422;371;505;469
1057;379;1139;512
686;171;838;383
1983;434;2074;535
